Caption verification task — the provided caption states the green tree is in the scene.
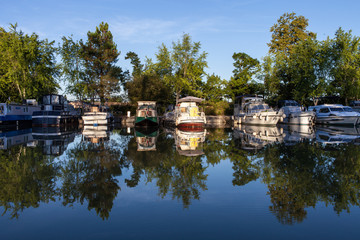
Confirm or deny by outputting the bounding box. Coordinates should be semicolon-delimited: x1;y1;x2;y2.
264;13;316;101
59;36;88;102
80;22;126;103
328;28;360;104
228;52;260;99
124;52;172;105
154;34;208;103
202;74;226;102
0;24;58;102
268;12;315;56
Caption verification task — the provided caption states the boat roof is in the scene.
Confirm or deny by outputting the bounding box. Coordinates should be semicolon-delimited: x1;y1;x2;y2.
137;101;156;105
178;96;204;103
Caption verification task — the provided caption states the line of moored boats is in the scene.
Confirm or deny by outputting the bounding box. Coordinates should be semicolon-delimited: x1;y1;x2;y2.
1;94;360;129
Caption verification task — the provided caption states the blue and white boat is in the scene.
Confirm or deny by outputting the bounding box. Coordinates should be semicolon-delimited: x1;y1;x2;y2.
32;94;80;126
0;100;40;126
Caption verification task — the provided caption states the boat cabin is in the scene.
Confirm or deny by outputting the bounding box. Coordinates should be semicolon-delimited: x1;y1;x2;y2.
234;96;270;115
136;101;157;117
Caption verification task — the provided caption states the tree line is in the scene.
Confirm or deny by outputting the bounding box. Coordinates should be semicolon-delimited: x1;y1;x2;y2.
1;13;360;108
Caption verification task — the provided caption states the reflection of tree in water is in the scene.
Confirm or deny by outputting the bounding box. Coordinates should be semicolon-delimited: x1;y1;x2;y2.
124;131;208;208
262;140;360;225
0;145;57;219
267;185;307;225
228;133;262;187
60;136;128;220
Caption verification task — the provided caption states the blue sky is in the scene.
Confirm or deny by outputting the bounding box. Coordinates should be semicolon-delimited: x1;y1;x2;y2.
1;0;360;84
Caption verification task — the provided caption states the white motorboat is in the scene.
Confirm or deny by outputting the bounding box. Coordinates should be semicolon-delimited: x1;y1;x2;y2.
175;96;206;129
278;100;315;125
309;104;360;126
233;96;285;126
82;105;113;126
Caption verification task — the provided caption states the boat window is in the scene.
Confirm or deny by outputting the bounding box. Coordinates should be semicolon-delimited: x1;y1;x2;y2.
319;108;330;113
330;108;344;112
52;95;60;104
343;107;353;112
0;106;3;114
181;107;187;113
43;95;51;105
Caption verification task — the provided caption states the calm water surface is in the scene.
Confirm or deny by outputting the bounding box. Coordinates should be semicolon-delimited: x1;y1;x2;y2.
1;125;360;239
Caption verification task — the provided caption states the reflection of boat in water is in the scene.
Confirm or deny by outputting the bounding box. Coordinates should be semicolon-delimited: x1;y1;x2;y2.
175;128;206;156
135;128;158;151
82;125;111;144
0;128;34;150
233;96;284;126
282;125;315;145
315;126;360;145
233;125;284;150
32;127;77;155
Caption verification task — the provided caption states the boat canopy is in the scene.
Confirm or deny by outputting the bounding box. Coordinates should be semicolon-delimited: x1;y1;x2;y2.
178;96;204;103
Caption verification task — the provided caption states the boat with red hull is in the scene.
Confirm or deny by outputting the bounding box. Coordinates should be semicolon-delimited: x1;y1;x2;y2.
175;96;206;129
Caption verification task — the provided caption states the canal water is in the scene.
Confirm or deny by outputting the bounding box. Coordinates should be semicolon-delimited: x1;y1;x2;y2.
1;125;360;239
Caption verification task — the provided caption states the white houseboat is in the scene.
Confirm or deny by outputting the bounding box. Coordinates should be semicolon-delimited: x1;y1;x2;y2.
32;94;80;126
309;104;360;126
82;105;113;126
278;100;315;125
233;96;284;126
175;96;206;129
0;100;40;126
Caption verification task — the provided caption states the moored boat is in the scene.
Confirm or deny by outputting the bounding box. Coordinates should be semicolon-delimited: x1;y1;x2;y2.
278;100;315;125
82;105;113;126
175;96;206;129
32;94;80;127
233;96;284;126
309;104;360;126
0;100;40;126
135;101;159;127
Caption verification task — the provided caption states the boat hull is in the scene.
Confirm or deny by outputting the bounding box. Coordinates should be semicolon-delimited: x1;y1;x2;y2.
135;117;158;127
316;116;360;126
32;111;79;127
177;122;205;130
234;112;283;126
281;112;315;125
